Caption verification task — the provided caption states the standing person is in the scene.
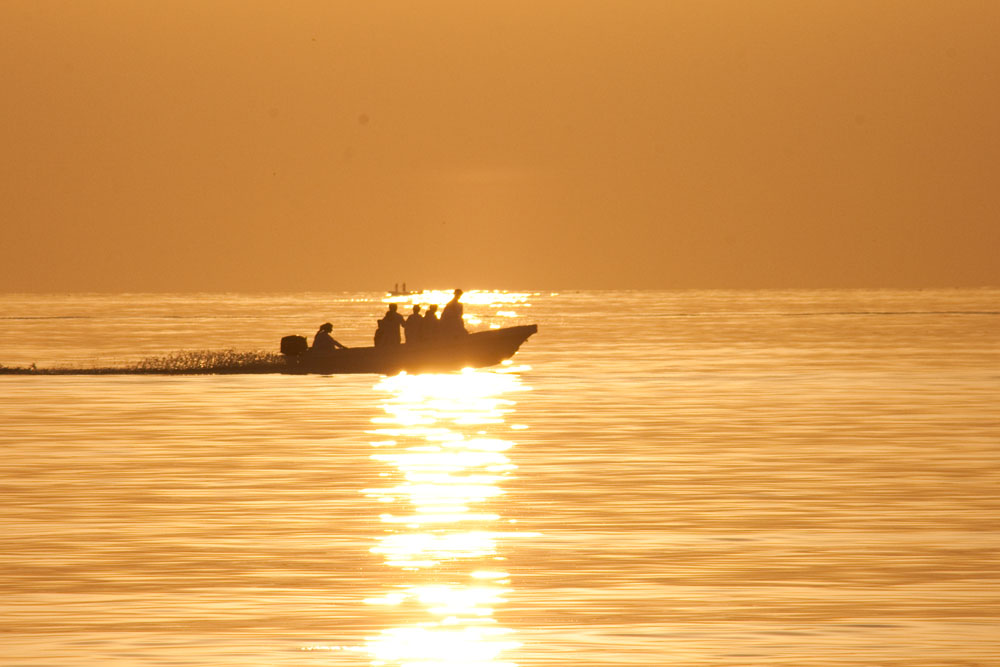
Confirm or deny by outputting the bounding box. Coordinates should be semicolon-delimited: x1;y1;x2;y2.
404;304;424;344
375;303;405;346
440;288;467;335
312;322;347;353
422;304;440;340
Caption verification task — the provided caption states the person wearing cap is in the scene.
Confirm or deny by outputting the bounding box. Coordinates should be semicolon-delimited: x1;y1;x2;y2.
312;322;347;353
440;288;467;335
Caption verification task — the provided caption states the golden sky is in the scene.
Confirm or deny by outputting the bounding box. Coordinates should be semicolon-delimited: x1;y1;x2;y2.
2;1;998;291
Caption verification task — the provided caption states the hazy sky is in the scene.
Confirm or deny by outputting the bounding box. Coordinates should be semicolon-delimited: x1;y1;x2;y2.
3;1;998;291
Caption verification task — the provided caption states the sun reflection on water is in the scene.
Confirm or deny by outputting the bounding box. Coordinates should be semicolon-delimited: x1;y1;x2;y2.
363;369;529;666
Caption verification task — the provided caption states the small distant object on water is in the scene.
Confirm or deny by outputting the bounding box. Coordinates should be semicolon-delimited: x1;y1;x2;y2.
389;282;416;296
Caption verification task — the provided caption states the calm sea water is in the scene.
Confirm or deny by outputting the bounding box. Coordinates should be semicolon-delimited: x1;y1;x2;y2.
1;290;998;666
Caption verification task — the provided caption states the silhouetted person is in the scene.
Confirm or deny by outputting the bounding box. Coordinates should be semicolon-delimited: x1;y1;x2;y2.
404;304;424;343
312;322;347;353
423;304;440;340
375;303;405;346
440;288;467;335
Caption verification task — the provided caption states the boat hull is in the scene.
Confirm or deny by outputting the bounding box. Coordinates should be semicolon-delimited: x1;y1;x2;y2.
284;324;537;374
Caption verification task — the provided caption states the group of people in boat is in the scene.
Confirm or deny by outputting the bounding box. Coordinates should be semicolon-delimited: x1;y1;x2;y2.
310;289;467;353
375;288;467;346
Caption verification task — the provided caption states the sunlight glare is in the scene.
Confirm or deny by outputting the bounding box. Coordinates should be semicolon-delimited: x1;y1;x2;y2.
363;369;527;666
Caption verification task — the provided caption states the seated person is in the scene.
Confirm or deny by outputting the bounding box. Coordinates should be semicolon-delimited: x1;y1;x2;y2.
312;322;347;353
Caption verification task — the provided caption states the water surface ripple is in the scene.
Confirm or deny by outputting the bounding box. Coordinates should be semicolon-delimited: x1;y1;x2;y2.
1;290;998;665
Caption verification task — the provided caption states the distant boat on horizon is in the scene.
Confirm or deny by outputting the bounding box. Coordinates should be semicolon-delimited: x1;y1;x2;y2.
388;282;416;296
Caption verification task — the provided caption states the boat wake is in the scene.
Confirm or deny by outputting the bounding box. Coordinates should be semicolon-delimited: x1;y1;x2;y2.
0;350;286;375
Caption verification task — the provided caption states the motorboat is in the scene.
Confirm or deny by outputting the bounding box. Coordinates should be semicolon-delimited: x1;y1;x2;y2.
281;324;537;374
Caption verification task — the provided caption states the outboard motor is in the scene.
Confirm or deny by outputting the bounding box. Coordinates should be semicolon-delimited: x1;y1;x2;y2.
280;335;308;356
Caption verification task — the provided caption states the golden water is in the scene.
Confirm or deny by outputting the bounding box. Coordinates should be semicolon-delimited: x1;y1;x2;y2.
1;290;998;665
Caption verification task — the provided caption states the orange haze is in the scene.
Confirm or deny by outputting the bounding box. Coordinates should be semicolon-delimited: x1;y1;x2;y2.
2;1;998;291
